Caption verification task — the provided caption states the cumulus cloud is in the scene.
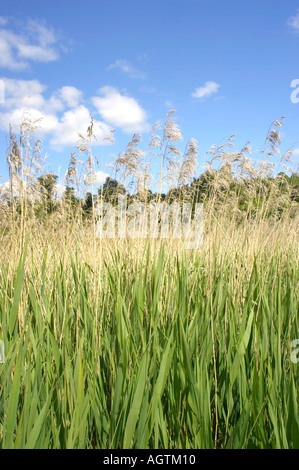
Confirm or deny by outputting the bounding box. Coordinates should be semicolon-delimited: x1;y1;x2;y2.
50;105;111;150
0;79;149;150
107;59;146;79
0;78;62;136
0;17;60;70
0;78;47;110
57;86;83;108
0;78;109;149
0;107;59;136
191;81;220;99
92;86;149;133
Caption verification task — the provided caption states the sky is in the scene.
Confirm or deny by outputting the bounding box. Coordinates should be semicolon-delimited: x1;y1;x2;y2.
0;0;299;191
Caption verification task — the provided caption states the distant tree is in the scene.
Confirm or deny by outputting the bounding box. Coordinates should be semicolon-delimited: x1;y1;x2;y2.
83;191;95;216
98;177;126;205
64;186;79;208
37;173;58;214
289;173;299;202
190;171;215;203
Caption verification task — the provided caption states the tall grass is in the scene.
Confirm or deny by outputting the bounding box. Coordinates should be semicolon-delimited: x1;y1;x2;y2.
0;112;298;449
0;236;298;448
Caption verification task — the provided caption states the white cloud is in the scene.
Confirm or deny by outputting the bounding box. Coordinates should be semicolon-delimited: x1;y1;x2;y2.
96;171;109;185
191;81;220;99
287;10;299;31
26;20;57;47
107;59;146;79
0;79;109;149
0;78;63;134
0;107;59;136
0;78;47;109
92;86;149;133
0;78;60;137
0;18;59;70
0;32;27;70
17;43;57;62
0;79;150;150
57;86;83;108
50;105;111;150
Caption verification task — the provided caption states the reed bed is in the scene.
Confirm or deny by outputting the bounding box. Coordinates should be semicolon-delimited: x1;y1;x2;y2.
0;223;298;448
0;112;298;449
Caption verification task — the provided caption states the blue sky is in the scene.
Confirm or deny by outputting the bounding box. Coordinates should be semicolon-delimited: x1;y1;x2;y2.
0;0;299;190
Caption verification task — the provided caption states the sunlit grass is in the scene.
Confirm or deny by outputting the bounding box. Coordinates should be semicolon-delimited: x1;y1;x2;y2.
0;233;298;448
0;111;298;449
